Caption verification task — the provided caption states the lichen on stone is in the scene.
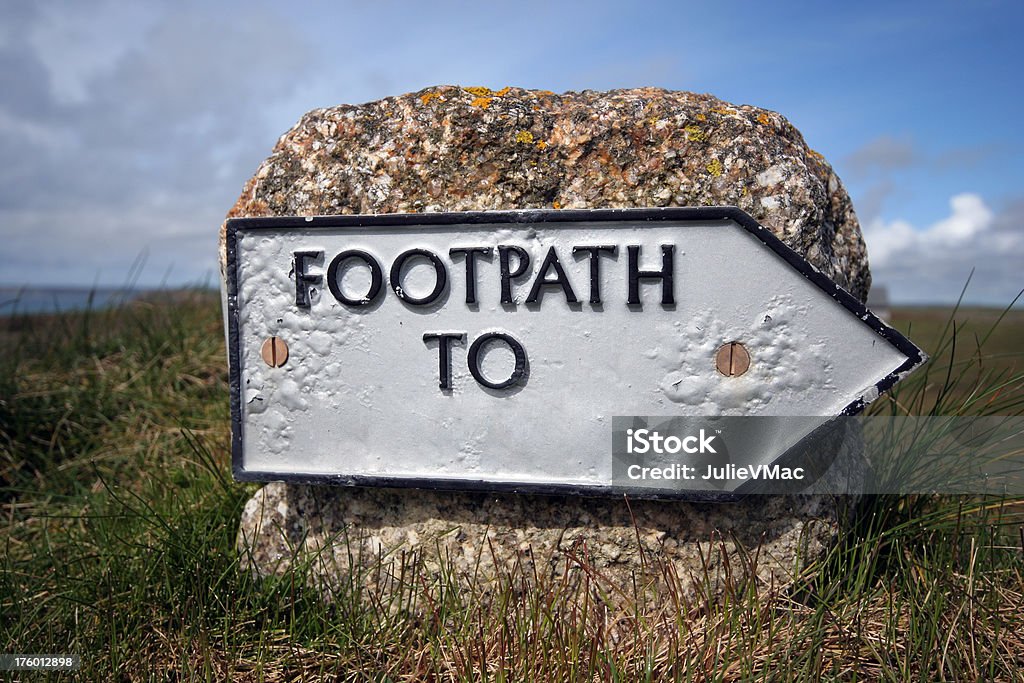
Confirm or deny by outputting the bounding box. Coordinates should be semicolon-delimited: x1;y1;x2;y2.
684;125;706;142
225;85;869;301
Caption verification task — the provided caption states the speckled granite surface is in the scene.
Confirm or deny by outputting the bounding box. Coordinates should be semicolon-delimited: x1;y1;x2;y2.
224;86;868;300
225;86;868;601
237;482;846;599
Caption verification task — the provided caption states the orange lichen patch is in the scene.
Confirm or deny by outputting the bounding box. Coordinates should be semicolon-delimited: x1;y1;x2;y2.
808;149;825;160
420;93;443;105
696;113;707;122
515;130;535;144
535;90;555;96
464;86;492;97
495;86;512;97
706;159;723;176
553;200;562;210
684;125;706;142
470;97;493;109
226;192;270;219
536;140;548;150
757;113;771;125
711;106;733;115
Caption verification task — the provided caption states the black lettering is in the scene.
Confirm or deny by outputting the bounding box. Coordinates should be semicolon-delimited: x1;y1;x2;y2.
449;246;492;305
423;332;466;390
498;245;530;305
526;246;578;305
468;332;527;390
292;250;323;308
571;245;617;304
627;244;675;306
327;249;383;306
389;248;447;306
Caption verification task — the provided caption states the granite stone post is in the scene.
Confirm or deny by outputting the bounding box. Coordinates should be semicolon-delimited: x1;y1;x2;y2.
223;86;868;601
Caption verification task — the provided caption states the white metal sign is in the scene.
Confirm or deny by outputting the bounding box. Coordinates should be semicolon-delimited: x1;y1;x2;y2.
225;208;925;497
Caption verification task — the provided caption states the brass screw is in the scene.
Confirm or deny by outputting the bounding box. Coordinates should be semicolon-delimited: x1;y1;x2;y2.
715;341;750;377
261;336;289;368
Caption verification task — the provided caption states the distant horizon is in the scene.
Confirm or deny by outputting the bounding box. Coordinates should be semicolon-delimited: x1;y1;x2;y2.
1;283;1019;313
0;284;219;293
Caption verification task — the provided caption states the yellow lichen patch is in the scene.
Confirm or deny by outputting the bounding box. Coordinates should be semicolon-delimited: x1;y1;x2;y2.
757;113;771;125
470;97;493;109
536;140;548;150
696;113;707;122
420;93;442;105
495;86;512;97
706;159;723;177
808;149;825;160
711;106;733;116
684;125;706;142
515;130;535;144
464;86;492;97
553;200;562;210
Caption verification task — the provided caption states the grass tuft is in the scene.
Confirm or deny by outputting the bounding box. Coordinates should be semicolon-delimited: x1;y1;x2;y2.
1;293;1022;680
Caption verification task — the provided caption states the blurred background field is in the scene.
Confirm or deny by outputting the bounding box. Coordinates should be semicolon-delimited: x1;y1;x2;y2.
1;293;1022;680
890;307;1024;376
883;306;1024;415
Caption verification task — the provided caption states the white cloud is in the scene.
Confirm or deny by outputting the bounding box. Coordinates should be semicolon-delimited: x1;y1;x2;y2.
930;193;994;242
864;194;1024;305
0;3;312;287
865;193;994;268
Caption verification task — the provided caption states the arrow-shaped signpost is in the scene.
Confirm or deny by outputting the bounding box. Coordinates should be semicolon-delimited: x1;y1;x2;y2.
225;207;926;498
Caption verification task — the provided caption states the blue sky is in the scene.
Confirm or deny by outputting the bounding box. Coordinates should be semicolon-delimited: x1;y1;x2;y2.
1;0;1022;305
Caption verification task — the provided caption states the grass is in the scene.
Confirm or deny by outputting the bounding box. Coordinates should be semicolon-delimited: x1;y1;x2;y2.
1;292;1023;680
881;304;1024;416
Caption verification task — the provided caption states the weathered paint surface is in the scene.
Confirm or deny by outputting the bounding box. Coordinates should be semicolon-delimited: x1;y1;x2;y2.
229;212;913;489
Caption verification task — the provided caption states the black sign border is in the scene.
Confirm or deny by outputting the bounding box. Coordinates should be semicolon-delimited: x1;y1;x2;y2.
225;206;927;500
